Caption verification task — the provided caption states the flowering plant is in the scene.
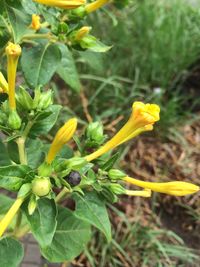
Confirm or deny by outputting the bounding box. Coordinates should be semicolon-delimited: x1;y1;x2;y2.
0;1;199;266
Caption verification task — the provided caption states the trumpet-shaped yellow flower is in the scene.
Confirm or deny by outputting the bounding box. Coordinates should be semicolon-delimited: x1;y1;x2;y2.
34;0;85;9
0;72;8;94
125;188;151;198
30;14;41;31
0;197;24;237
85;101;160;162
5;42;22;110
123;176;199;196
46;118;77;164
85;0;110;13
75;26;91;40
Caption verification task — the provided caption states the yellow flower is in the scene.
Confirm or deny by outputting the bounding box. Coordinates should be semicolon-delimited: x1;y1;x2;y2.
34;0;86;9
125;188;151;198
0;197;24;237
46;118;77;164
85;0;110;13
75;26;91;41
0;72;8;94
5;42;22;110
123;176;199;196
85;101;160;162
30;14;41;31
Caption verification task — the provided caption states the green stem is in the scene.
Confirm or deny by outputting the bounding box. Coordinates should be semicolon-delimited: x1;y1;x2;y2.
22;33;57;41
16;137;27;165
55;188;70;203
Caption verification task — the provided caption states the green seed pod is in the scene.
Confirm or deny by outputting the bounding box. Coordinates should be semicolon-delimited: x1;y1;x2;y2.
8;110;21;130
108;169;126;180
32;177;51;197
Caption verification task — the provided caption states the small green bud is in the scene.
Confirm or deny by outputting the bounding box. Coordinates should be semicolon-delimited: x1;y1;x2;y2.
68;6;87;20
108;169;126;180
108;183;126;195
32;177;51;197
86;121;104;146
38;162;52;177
0;112;7;125
16;87;33;110
28;195;37;215
8;110;21;129
58;22;69;34
37;90;53;110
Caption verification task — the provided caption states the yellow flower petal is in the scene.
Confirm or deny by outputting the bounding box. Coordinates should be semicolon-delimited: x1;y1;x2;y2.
85;0;110;13
85;101;160;162
125;188;151;197
46;118;77;164
0;72;8;94
5;42;22;110
30;14;41;31
123;176;199;196
75;26;91;40
34;0;85;9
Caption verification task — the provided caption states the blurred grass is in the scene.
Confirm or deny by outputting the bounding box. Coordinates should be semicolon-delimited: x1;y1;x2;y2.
75;0;200;132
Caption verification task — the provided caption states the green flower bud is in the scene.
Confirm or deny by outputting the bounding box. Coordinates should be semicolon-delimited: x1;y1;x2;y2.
8;110;21;130
32;177;51;197
68;6;87;20
38;162;52;177
108;169;126;180
86;121;104;143
37;90;53;110
28;195;37;215
58;22;69;34
16;87;33;110
0;112;7;125
108;183;126;195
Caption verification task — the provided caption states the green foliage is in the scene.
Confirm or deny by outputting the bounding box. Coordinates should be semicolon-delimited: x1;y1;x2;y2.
0;237;24;267
41;206;91;262
24;198;57;247
73;191;112;241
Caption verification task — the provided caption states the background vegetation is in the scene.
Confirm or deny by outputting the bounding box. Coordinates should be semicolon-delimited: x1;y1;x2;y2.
59;0;200;266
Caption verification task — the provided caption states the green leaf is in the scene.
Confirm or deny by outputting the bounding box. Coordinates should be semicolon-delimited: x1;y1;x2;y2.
30;105;62;137
3;0;32;43
41;207;91;262
0;194;14;215
26;138;45;168
57;44;81;92
24;198;57;247
0;165;33;191
0;139;11;166
21;43;61;88
73;191;111;241
0;237;24;267
101;152;120;171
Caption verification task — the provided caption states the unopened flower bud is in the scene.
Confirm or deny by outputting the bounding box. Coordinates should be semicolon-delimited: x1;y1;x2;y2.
30;14;41;31
108;169;126;180
28;195;37;215
37;90;53;110
8;110;21;129
32;177;51;197
86;121;104;143
108;183;126;195
16;87;34;110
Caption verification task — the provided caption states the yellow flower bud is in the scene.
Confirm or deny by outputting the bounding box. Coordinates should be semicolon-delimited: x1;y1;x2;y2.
85;0;110;13
34;0;86;9
46;118;77;164
75;26;91;41
85;101;160;162
30;14;41;31
123;176;199;197
0;72;8;94
5;42;22;110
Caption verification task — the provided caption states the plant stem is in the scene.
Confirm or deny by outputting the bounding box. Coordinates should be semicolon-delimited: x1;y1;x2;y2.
55;188;70;203
0;197;24;237
16;137;27;165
